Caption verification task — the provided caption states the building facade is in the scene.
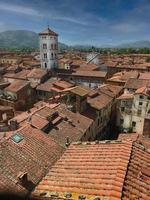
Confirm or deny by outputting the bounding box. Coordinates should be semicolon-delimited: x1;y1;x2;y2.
116;87;150;137
39;27;58;70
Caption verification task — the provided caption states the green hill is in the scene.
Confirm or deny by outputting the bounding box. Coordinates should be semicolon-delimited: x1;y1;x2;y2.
0;30;68;50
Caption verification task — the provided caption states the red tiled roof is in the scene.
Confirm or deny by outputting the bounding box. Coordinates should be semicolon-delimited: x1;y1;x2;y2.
125;78;150;90
139;72;150;80
32;139;150;200
72;70;107;78
0;125;64;195
122;142;150;200
27;68;47;79
32;140;133;199
135;86;150;96
118;133;139;142
48;104;93;147
39;28;58;36
20;114;49;130
117;93;134;100
88;93;112;110
53;81;74;90
4;80;30;93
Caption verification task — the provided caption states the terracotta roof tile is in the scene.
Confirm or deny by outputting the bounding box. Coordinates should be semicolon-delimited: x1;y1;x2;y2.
39;28;58;36
125;78;150;90
0;125;64;195
27;68;47;79
4;80;30;93
72;70;107;78
32;140;133;199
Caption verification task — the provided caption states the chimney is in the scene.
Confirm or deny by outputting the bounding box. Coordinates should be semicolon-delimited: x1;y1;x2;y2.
65;136;70;147
27;116;32;125
9;120;19;131
76;94;87;113
17;172;28;185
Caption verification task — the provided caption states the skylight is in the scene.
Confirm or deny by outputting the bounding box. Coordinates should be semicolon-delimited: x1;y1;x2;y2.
11;133;24;143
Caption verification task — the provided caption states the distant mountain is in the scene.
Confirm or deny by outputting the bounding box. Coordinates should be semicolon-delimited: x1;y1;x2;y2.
116;40;150;48
0;30;150;50
0;30;68;50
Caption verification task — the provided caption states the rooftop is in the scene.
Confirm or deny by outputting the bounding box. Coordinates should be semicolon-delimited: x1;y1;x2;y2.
0;125;64;195
48;104;93;147
139;72;150;80
72;70;107;78
27;68;47;79
32;138;150;200
39;27;58;36
4;80;30;93
125;78;150;90
71;86;90;97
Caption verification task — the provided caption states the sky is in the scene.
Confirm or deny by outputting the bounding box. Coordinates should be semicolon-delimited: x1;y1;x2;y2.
0;0;150;46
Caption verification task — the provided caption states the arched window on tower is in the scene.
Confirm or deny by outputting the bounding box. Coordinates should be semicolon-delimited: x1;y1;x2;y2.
51;53;53;60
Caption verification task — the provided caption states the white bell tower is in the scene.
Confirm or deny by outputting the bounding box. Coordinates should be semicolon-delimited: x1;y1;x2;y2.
39;27;58;69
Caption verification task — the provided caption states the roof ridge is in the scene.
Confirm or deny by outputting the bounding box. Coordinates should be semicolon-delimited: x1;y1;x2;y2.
133;140;150;153
120;140;134;200
72;139;132;145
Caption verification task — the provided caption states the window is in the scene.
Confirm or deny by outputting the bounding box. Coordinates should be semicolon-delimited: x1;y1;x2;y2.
51;53;53;59
132;121;136;127
139;95;144;99
138;109;142;115
2;113;7;120
11;133;24;143
98;118;100;126
120;119;124;125
139;102;143;106
121;107;125;112
44;53;47;58
44;63;47;68
43;43;47;49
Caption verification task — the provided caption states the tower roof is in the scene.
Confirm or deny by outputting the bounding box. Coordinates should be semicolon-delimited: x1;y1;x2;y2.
39;27;58;36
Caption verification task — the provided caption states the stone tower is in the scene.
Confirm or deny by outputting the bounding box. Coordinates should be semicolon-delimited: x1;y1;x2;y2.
39;27;58;69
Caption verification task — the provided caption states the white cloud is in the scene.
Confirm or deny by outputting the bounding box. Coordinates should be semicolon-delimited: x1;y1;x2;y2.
0;3;41;16
112;22;143;33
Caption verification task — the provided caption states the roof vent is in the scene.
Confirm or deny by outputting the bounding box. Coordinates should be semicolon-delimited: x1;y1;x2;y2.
64;192;72;198
79;195;86;200
65;136;71;147
40;192;47;196
50;192;59;198
93;197;101;200
18;172;28;184
11;133;24;143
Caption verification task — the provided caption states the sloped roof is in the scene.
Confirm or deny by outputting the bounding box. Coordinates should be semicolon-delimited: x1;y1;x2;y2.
39;27;58;36
125;78;150;90
27;68;47;79
4;80;30;93
32;139;150;200
0;125;64;195
32;140;132;199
